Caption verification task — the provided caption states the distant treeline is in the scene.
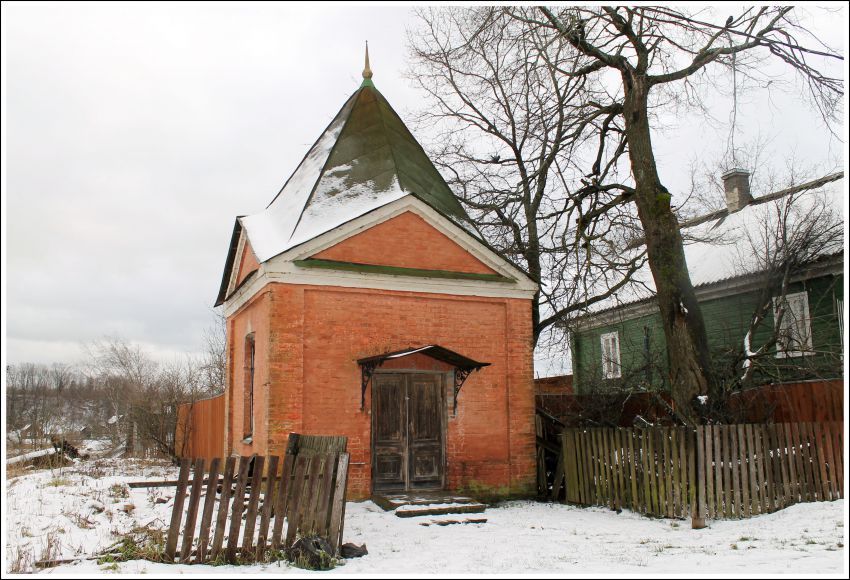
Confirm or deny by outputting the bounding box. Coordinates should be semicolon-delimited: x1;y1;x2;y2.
6;329;225;459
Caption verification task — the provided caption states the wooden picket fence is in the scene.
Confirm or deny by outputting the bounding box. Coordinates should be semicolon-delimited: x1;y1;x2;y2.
164;434;349;564
556;422;843;520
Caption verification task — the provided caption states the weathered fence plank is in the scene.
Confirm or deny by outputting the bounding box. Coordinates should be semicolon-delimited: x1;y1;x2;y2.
705;425;715;519
165;435;350;566
804;423;822;501
670;429;679;517
696;426;706;520
241;455;265;555
744;424;757;515
737;425;748;517
225;455;252;562
165;459;191;561
195;457;221;563
822;422;838;500
792;422;809;502
255;455;279;557
329;452;350;551
284;455;310;549
551;422;842;523
679;428;689;518
758;426;773;512
813;423;830;502
210;456;236;560
829;423;839;498
180;458;206;562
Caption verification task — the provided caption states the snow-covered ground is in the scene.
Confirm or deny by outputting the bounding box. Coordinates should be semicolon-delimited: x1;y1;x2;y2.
4;453;847;575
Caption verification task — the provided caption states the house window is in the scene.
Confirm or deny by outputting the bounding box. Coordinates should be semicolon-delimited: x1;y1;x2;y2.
773;291;813;358
600;331;621;379
837;298;844;351
243;334;255;440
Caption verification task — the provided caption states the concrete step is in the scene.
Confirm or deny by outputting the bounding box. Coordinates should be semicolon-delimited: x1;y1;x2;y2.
372;492;482;512
418;516;488;527
394;502;487;518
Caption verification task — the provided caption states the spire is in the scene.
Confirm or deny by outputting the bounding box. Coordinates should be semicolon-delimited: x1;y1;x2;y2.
361;41;374;87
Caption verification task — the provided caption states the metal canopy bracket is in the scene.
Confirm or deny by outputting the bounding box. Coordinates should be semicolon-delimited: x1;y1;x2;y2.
453;367;482;416
360;360;383;411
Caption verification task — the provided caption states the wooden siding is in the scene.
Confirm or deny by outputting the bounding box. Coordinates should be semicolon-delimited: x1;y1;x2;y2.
176;394;225;463
728;380;844;423
538;380;842;426
573;273;843;392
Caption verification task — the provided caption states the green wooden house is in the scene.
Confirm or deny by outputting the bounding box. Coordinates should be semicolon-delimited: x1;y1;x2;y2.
570;171;844;394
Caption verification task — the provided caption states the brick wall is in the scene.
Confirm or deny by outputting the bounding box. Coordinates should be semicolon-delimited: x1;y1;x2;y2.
226;282;535;500
225;288;272;459
235;240;260;287
534;374;574;395
313;211;498;275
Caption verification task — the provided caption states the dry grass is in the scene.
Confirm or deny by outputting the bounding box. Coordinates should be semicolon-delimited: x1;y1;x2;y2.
6;545;34;574
41;531;62;563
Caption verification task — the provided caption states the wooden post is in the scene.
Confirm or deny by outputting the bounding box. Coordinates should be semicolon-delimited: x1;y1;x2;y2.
690;428;704;528
693;426;706;528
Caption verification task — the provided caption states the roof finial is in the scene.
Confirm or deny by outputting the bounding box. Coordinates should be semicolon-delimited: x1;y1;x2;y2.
362;41;373;80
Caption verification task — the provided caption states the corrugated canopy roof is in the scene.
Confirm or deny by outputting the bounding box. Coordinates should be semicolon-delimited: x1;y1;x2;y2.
357;345;490;371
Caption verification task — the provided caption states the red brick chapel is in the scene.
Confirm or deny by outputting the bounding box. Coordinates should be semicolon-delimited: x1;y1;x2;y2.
215;49;538;500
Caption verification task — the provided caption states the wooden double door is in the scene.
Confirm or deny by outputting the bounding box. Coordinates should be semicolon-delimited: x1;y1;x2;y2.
371;372;446;492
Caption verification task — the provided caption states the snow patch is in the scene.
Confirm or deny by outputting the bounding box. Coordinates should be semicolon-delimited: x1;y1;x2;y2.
7;457;845;574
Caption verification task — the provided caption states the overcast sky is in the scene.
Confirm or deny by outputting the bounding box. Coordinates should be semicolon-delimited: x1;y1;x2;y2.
2;3;846;370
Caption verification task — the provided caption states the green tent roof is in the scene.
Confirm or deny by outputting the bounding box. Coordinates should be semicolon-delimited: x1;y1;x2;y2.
240;81;470;263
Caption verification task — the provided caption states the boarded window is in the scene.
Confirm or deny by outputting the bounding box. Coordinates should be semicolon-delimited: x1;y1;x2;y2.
600;331;621;379
243;334;255;440
773;291;813;358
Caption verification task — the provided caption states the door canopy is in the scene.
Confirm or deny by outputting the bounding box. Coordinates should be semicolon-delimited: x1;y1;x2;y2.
357;345;490;413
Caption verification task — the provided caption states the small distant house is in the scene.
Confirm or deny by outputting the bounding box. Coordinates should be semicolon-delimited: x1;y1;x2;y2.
571;171;844;394
214;53;538;499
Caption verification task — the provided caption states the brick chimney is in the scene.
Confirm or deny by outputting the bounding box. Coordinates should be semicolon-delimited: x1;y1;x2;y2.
721;168;752;212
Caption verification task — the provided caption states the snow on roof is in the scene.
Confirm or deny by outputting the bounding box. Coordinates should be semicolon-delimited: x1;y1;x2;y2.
239;82;469;263
239;94;360;262
584;172;844;315
678;173;843;288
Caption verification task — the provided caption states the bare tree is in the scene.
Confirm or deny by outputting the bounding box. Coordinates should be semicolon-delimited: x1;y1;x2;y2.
7;329;224;458
83;336;208;459
199;309;226;396
514;6;844;421
408;7;647;347
131;357;204;459
732;178;843;387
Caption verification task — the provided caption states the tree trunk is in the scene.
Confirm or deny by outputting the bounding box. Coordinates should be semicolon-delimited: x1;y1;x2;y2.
621;71;714;422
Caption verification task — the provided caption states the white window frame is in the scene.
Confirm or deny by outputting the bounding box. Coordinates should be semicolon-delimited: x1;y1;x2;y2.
600;331;622;379
773;290;813;358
